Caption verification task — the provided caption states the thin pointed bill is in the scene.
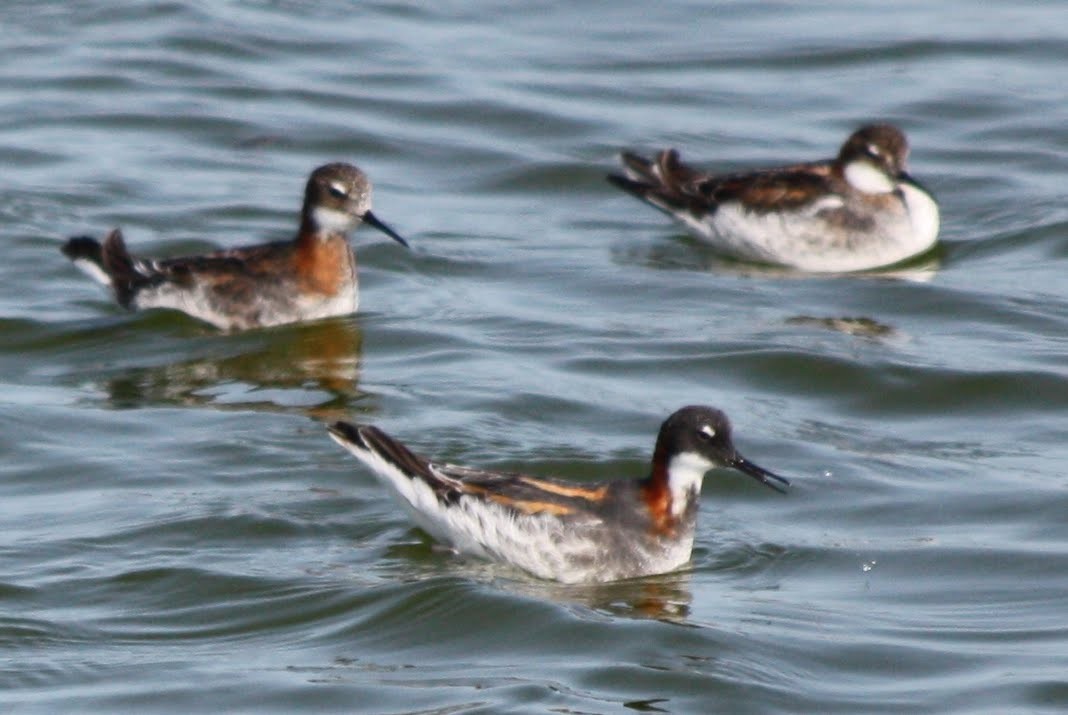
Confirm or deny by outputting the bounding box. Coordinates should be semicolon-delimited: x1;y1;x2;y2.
898;170;934;196
730;454;791;494
362;210;410;248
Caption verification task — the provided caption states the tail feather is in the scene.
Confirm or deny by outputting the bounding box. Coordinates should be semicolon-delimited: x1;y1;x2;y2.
608;149;711;217
61;236;111;286
605;172;653;201
100;229;142;307
607;151;660;200
329;421;449;491
619;151;658;183
330;421;477;546
61;236;103;263
654;149;703;189
62;228;150;308
330;422;417;469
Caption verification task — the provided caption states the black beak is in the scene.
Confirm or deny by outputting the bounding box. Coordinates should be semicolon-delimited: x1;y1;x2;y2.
730;454;790;494
362;210;409;248
895;170;936;201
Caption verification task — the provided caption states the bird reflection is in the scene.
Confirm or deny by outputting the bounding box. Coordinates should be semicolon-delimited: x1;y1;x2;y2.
614;237;941;283
547;571;694;622
102;317;363;420
382;538;694;622
490;566;694;622
785;315;903;341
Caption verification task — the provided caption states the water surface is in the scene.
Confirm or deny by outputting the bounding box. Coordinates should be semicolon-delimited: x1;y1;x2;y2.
3;2;1068;713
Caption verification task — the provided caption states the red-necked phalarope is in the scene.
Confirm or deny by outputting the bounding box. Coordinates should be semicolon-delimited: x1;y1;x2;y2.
327;406;789;583
61;163;408;331
608;124;940;272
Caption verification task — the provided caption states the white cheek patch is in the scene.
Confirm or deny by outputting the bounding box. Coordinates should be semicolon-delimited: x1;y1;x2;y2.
844;160;896;194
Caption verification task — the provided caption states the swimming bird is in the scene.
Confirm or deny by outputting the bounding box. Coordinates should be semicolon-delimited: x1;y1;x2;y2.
608;124;939;272
61;162;408;330
327;405;789;583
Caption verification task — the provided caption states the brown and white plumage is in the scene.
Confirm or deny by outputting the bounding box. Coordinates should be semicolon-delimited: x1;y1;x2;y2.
61;163;408;331
609;124;939;272
328;406;789;584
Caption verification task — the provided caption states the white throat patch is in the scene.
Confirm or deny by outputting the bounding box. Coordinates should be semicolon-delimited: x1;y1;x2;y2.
844;160;896;194
666;451;712;516
312;205;356;234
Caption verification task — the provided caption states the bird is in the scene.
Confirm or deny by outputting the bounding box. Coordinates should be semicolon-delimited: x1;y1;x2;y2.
60;162;409;331
327;405;789;584
608;124;939;272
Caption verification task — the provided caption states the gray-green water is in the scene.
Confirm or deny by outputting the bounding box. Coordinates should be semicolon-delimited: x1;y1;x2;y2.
4;2;1068;712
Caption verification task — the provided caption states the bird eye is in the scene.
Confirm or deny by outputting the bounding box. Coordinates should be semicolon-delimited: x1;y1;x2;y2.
699;424;717;440
327;183;347;199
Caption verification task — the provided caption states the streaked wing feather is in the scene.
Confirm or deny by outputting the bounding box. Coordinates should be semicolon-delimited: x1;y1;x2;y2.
434;464;610;517
614;149;841;215
349;424;610;517
154;240;292;280
698;161;838;212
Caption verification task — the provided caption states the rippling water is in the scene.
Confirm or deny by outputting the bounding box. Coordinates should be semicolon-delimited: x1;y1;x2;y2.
4;2;1068;712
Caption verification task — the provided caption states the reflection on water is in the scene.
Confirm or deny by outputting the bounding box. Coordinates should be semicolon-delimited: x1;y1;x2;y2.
785;315;904;341
616;238;942;283
537;571;694;622
383;538;693;622
9;0;1068;710
102;318;363;420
